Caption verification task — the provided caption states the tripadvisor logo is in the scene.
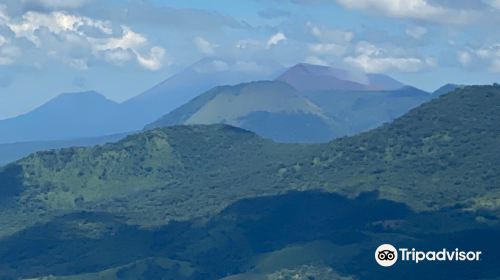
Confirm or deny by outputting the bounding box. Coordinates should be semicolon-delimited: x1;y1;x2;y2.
375;244;482;267
375;244;398;267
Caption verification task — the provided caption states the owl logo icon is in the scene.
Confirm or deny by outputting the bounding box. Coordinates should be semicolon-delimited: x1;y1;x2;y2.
375;244;398;267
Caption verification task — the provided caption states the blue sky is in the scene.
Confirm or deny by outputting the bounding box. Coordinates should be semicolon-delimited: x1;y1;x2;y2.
1;0;500;119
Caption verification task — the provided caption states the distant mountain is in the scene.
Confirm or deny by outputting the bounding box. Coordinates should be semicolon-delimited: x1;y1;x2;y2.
0;58;282;144
122;58;283;126
0;91;129;144
0;133;128;166
433;83;464;97
0;85;498;279
146;81;346;143
303;86;431;133
147;80;430;142
5;85;496;218
276;63;404;92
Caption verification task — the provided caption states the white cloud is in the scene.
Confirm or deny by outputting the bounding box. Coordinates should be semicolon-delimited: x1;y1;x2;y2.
63;57;88;70
309;43;346;56
490;59;500;72
475;43;500;73
7;11;112;46
1;9;168;70
103;49;133;65
460;43;500;72
266;32;286;49
307;21;353;43
0;35;20;65
475;44;500;59
405;26;427;40
134;46;167;71
304;56;330;66
345;41;431;72
483;0;500;10
457;51;472;66
336;0;478;24
194;36;217;55
91;26;145;51
0;46;20;65
235;39;260;50
306;22;352;57
91;26;169;70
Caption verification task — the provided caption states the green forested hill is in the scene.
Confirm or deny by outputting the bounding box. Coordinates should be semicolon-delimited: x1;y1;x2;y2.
291;85;500;212
0;125;307;237
0;85;499;279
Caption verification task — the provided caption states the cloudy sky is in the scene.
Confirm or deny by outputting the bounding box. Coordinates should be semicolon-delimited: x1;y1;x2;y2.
1;0;500;119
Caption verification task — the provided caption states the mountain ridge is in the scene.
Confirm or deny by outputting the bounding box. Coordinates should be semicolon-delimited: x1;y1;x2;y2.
276;63;405;92
146;80;430;143
146;80;346;143
0;85;499;279
0;91;128;144
1;85;498;237
0;58;281;144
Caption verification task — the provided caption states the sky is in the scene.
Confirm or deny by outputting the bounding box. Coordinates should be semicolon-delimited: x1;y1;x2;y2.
1;0;500;120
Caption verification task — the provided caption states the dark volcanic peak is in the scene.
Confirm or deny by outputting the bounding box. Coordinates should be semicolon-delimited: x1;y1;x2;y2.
276;63;405;92
0;90;126;144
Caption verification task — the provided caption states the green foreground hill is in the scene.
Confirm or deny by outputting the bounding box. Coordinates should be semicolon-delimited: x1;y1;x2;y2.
0;125;307;237
0;85;499;279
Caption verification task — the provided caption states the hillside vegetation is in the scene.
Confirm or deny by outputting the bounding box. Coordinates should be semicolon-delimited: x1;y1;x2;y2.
0;125;307;237
293;85;500;212
1;85;499;235
0;85;499;279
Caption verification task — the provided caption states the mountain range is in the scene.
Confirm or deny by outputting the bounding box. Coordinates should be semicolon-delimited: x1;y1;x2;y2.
0;61;460;164
275;63;404;92
0;58;281;144
0;85;499;279
147;64;432;143
146;80;346;143
122;58;284;127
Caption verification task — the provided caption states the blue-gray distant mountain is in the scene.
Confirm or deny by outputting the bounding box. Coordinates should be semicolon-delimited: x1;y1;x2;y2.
276;63;404;92
0;58;281;145
122;57;283;127
303;86;431;134
146;81;346;143
0;61;431;146
0;91;128;144
147;64;430;142
0;133;128;166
